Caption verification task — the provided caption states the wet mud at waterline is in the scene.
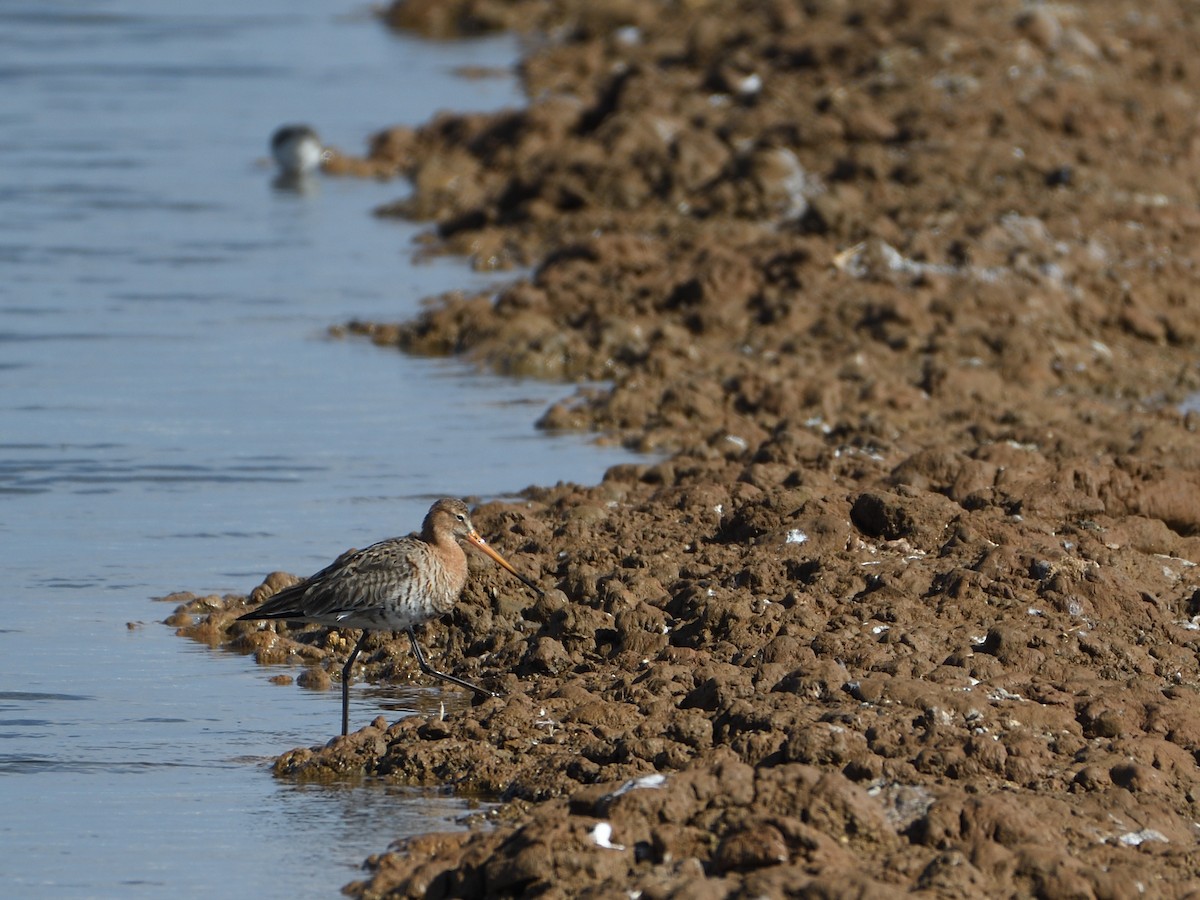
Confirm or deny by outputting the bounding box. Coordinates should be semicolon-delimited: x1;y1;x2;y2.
169;1;1200;896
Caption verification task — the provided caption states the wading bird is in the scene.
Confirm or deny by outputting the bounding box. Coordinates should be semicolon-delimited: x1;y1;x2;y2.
238;498;540;735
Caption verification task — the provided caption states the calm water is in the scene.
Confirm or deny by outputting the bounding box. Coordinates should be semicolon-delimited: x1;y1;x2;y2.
0;2;635;895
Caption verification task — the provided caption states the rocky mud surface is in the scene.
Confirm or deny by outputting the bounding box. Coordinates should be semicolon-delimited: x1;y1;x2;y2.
170;0;1200;896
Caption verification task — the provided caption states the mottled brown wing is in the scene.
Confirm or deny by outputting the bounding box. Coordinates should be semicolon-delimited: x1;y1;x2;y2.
239;537;422;624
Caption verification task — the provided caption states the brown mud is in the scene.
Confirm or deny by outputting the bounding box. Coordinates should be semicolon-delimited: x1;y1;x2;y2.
169;1;1200;896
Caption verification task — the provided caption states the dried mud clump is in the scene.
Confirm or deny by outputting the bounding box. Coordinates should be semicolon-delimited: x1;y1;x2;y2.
171;0;1200;897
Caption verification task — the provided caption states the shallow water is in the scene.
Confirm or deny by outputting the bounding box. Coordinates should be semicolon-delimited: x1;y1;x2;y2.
0;2;636;895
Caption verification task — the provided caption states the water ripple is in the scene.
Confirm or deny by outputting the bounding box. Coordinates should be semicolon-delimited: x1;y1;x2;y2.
0;691;92;703
0;754;219;775
0;458;326;493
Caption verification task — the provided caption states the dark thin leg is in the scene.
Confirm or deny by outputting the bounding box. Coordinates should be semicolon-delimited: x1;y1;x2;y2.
341;631;372;736
406;628;496;699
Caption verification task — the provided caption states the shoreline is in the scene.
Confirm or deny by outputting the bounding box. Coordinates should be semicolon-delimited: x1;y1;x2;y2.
173;1;1200;895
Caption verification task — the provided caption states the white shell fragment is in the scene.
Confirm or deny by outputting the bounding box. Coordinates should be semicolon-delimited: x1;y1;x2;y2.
590;822;625;851
608;773;667;799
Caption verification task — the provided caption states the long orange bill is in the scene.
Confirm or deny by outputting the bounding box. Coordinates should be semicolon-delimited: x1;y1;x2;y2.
467;530;544;596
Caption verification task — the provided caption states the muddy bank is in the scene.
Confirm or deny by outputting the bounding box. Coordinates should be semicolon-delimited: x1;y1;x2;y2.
170;0;1200;896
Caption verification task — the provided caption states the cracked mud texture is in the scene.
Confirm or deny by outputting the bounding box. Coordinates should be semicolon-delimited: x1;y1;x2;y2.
171;0;1200;896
